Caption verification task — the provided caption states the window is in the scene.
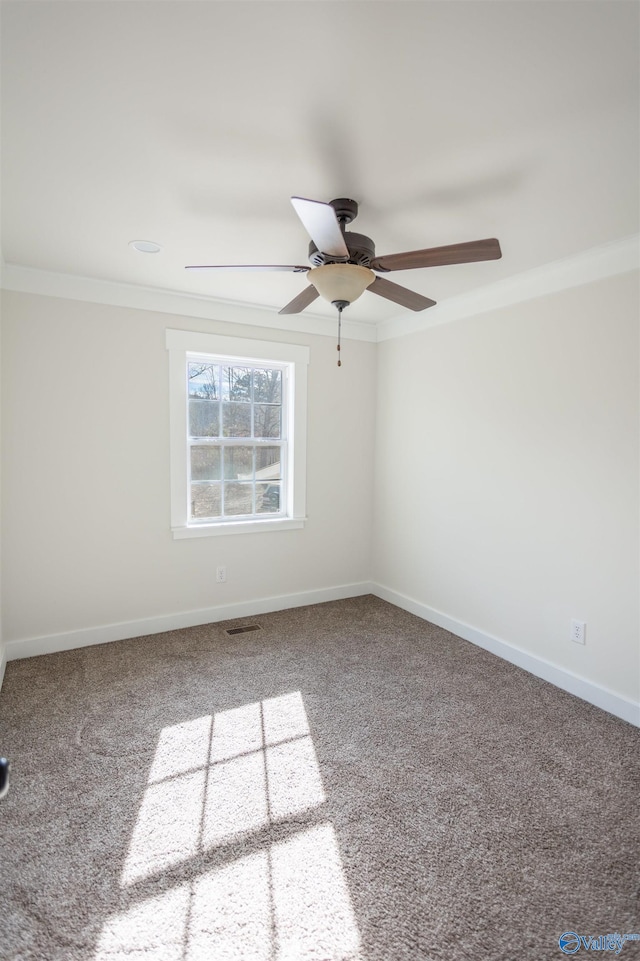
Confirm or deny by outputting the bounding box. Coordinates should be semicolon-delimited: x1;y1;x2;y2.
188;359;286;522
167;330;309;538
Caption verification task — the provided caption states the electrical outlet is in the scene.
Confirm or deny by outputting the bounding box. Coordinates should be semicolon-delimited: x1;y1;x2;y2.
216;566;226;584
570;619;586;644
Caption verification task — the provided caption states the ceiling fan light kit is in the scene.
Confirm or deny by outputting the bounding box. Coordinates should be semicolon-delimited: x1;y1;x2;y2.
307;263;375;306
186;196;502;365
305;261;375;367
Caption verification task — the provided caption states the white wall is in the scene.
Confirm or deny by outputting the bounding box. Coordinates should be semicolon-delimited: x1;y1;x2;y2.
373;270;639;707
2;273;638;723
1;290;376;650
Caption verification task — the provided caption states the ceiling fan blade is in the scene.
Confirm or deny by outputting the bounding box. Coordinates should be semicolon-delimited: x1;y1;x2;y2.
278;284;320;315
185;264;309;272
369;276;436;311
372;238;502;272
290;197;349;258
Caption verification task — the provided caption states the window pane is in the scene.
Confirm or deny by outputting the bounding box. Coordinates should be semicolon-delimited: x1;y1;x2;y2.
224;446;254;480
188;363;218;399
191;483;221;519
254;404;281;439
224;483;253;516
255;446;281;479
221;367;251;402
190;446;221;481
253;369;282;405
189;399;219;438
223;402;251;437
257;483;280;514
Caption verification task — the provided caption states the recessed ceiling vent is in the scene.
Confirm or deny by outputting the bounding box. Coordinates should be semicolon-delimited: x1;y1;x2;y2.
225;624;261;636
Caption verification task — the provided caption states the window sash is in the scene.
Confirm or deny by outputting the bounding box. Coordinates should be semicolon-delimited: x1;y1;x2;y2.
188;442;287;524
186;356;288;525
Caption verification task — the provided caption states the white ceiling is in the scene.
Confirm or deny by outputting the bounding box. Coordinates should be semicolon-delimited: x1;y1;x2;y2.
1;1;638;330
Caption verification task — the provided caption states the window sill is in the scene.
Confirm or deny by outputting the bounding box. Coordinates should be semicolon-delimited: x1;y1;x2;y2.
172;516;307;539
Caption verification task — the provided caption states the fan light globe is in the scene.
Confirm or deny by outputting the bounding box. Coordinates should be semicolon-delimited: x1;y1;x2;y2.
308;264;375;306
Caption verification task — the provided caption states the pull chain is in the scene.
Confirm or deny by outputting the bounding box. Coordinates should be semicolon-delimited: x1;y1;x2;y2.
333;300;348;367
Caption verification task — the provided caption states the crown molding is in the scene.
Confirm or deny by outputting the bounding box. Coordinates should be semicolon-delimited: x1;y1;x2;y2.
377;233;640;341
2;233;637;345
0;263;379;343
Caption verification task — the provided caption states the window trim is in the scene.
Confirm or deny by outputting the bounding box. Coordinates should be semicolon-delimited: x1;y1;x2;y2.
167;329;309;538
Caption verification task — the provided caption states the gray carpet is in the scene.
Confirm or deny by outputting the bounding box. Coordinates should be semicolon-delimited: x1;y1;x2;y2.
0;595;638;960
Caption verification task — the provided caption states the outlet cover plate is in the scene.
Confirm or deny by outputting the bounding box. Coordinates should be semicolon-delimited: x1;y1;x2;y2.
570;619;586;644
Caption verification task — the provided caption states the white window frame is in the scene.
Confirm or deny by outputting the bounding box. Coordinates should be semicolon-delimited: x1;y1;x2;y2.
167;329;309;538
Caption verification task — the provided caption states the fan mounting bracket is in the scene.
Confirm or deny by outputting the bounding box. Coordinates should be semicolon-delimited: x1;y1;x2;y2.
329;198;359;225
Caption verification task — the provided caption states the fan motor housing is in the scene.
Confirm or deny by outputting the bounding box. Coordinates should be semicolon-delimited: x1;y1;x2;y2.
308;231;376;268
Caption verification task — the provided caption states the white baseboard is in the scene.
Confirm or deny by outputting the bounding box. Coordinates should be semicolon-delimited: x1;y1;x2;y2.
371;583;640;728
4;582;374;664
4;583;638;728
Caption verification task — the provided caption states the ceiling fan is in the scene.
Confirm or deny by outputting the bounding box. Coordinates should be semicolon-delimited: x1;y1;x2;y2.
186;197;502;364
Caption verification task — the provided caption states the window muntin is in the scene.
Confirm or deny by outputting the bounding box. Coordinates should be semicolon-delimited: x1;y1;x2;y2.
188;359;287;524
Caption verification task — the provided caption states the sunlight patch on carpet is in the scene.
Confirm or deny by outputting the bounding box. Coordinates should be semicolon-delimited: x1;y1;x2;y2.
96;826;361;960
94;885;190;960
270;823;362;960
121;768;206;884
101;692;361;960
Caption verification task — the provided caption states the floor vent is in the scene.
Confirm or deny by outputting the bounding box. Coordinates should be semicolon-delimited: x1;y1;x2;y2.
225;624;261;636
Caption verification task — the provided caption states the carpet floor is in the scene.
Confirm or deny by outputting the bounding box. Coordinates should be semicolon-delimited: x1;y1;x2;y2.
0;595;638;960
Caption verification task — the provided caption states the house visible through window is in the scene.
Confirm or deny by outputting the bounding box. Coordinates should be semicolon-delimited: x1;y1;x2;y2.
167;330;309;538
